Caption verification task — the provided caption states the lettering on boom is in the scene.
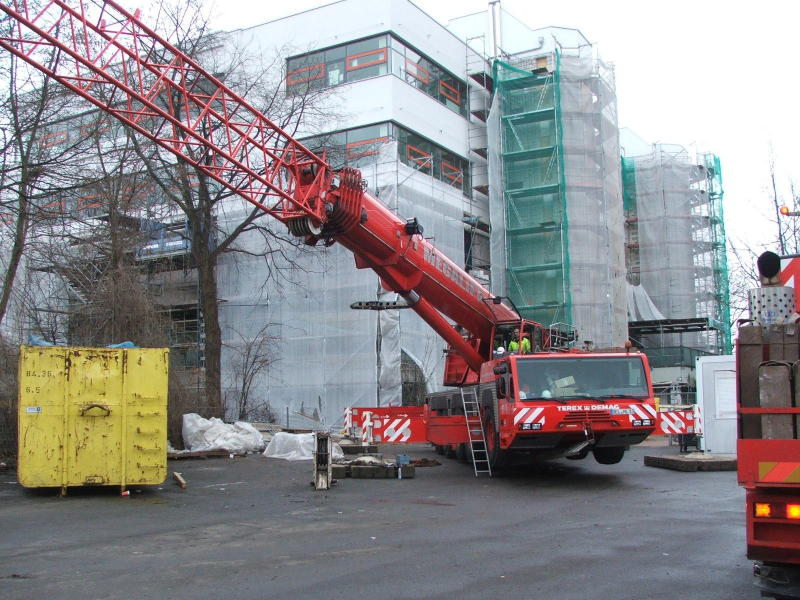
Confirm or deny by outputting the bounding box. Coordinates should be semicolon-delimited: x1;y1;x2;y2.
422;246;484;302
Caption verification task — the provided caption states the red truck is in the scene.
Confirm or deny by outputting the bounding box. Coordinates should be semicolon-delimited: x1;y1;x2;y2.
0;0;656;475
428;337;656;470
737;252;800;599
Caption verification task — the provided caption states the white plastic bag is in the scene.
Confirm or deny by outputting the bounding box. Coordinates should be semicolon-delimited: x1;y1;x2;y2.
181;413;265;453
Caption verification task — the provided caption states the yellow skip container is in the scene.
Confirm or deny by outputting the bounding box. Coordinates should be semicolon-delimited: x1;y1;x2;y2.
17;345;169;493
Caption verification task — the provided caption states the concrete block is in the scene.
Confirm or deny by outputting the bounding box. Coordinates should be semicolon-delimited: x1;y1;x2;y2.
738;325;763;345
342;444;378;455
643;454;736;472
644;455;698;471
350;466;374;479
759;364;794;439
396;465;415;479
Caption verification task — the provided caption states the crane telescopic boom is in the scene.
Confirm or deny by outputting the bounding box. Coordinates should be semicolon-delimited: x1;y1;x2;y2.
0;0;521;373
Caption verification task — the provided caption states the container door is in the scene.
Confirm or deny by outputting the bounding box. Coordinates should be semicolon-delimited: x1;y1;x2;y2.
66;348;124;486
697;355;737;454
124;348;169;485
17;347;68;487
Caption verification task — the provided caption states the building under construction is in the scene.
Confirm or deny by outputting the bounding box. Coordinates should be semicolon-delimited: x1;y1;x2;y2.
623;143;731;403
5;0;730;426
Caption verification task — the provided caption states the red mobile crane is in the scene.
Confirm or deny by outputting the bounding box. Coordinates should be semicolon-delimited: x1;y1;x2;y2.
0;0;656;472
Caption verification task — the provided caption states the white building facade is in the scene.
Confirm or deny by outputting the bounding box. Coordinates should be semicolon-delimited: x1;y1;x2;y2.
215;0;493;426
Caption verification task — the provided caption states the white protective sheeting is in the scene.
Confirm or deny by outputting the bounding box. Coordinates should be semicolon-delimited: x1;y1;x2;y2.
559;49;627;347
216;141;461;426
627;283;667;321
628;144;711;348
181;413;265;453
487;92;507;298
263;432;344;461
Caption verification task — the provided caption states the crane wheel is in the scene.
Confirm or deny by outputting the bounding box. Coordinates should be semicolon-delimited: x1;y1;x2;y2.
485;417;509;470
592;446;625;465
455;443;468;463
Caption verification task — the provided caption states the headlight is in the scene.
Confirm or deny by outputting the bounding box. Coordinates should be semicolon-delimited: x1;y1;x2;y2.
520;423;542;431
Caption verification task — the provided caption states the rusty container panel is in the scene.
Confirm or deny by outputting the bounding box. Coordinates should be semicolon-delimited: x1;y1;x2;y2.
17;346;169;490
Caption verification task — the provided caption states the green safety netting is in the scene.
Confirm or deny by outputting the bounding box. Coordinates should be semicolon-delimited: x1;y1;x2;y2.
492;51;626;346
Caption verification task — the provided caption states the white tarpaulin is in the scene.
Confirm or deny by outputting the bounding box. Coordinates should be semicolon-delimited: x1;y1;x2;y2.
181;413;265;453
263;432;344;461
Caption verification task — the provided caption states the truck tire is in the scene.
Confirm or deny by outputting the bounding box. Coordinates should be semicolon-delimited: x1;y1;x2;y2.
485;417;509;470
456;443;469;463
592;446;625;465
433;444;445;455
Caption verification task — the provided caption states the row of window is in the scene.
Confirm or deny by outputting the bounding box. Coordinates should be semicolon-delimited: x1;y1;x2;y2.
0;174;201;225
302;122;471;197
286;34;468;118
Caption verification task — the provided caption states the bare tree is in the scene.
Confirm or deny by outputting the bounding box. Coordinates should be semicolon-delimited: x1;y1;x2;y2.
224;324;275;421
126;2;336;417
728;150;799;327
0;23;94;332
767;148;800;257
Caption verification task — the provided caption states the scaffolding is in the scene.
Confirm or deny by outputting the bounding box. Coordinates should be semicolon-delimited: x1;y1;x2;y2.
622;146;731;354
491;48;627;347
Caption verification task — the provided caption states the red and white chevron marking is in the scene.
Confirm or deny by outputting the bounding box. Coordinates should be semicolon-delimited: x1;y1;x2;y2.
377;418;412;442
628;403;658;424
657;410;695;435
348;407;427;443
514;406;546;427
360;411;375;444
693;404;704;434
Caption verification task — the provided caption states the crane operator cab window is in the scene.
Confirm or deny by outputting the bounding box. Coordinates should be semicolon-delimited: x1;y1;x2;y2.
494;324;537;357
516;356;650;401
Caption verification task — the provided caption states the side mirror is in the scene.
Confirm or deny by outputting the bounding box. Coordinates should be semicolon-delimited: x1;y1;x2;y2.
493;364;508;375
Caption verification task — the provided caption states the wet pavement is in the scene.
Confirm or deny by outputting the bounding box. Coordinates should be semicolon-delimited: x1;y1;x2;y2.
0;439;754;599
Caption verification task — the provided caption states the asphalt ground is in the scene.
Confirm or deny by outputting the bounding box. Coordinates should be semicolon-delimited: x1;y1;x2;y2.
0;439;755;600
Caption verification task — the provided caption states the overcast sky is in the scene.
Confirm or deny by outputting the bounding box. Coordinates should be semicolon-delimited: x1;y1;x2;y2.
208;0;799;255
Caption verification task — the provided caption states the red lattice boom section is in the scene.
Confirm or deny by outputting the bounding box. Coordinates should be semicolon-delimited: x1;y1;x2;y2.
0;0;329;224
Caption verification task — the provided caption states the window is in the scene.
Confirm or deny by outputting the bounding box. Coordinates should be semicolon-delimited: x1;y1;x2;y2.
301;122;471;197
516;356;650;401
39;129;69;149
286;34;468;118
345;37;389;81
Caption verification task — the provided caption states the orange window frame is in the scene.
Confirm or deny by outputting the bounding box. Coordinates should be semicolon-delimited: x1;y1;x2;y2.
79;118;112;138
38;198;66;217
39;130;69;149
286;63;326;86
77;194;107;212
346;136;390;159
405;58;430;84
119;183;153;208
346;48;388;72
439;80;462;105
441;161;464;185
406;144;432;169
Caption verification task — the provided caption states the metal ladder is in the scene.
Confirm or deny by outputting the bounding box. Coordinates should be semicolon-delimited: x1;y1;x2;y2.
460;388;492;477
